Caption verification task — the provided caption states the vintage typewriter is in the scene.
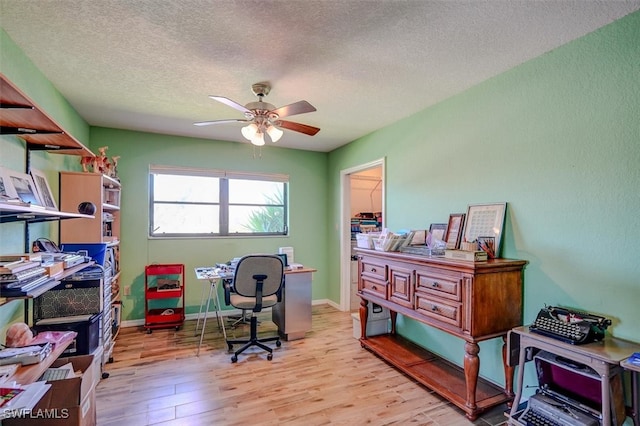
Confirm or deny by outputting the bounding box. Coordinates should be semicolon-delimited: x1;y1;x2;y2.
530;305;611;345
517;392;599;426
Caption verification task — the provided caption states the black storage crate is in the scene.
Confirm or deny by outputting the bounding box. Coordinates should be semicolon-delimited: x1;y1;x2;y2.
34;313;101;356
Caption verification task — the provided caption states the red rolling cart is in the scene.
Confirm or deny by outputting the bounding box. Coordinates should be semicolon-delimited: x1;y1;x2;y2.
144;263;185;333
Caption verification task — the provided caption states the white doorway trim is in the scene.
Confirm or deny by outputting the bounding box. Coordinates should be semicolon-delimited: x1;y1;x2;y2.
339;157;385;311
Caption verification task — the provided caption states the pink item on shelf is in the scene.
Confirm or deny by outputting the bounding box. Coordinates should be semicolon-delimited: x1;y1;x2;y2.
30;330;77;346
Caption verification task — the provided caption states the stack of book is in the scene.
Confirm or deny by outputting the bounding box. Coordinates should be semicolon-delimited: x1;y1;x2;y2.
0;256;54;297
444;250;488;262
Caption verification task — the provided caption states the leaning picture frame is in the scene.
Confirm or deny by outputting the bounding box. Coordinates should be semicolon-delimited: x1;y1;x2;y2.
462;202;506;258
444;213;465;249
0;166;19;200
30;169;58;210
428;223;447;244
6;169;42;206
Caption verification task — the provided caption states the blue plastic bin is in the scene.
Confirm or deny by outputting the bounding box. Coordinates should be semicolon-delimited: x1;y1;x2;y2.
61;243;108;265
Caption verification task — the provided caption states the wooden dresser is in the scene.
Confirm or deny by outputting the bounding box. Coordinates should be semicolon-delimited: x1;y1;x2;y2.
355;248;527;420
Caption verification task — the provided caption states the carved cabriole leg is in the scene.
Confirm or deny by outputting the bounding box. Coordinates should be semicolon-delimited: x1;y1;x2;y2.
464;341;480;419
359;298;369;341
503;335;515;401
390;310;397;334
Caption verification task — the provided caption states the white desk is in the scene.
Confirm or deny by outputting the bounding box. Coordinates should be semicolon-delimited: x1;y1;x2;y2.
194;267;227;356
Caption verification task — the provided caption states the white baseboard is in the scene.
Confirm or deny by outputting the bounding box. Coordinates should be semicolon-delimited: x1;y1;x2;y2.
120;299;343;329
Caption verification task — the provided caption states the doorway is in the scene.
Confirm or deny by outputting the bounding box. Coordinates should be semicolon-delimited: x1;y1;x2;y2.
339;158;385;312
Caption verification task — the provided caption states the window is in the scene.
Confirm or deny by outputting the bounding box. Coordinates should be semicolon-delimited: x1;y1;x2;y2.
149;165;288;237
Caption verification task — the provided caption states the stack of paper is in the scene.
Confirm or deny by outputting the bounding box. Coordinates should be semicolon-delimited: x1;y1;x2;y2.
0;381;51;419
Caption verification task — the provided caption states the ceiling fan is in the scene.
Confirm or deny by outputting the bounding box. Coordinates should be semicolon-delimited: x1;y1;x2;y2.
194;82;320;146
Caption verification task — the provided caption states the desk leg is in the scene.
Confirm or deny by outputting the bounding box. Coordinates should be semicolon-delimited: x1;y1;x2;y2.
602;367;611;426
632;370;640;426
464;342;480;415
509;343;528;420
197;281;216;356
213;281;227;342
195;279;208;335
503;335;515;400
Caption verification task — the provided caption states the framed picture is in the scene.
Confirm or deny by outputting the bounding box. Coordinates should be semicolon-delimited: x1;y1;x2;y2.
463;202;507;257
428;223;447;243
6;170;42;206
30;169;58;210
0;167;19;200
477;236;496;259
444;213;465;249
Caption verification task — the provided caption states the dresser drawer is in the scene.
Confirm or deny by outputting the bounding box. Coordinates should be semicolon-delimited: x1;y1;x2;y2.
415;294;461;328
360;258;387;280
360;276;388;299
416;269;461;302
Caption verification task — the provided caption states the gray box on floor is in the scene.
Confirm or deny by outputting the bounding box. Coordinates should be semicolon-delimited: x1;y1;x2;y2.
352;302;390;338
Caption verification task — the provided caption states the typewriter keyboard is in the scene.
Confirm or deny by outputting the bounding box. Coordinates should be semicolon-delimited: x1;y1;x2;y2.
531;316;589;344
520;409;563;426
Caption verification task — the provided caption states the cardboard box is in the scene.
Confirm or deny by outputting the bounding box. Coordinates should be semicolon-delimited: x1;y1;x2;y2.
4;354;96;426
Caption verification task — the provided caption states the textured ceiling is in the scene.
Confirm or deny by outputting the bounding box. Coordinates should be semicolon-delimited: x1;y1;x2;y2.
1;1;639;152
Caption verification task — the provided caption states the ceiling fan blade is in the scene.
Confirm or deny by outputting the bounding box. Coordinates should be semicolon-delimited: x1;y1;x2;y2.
277;120;320;136
194;119;249;127
209;96;251;114
271;100;316;119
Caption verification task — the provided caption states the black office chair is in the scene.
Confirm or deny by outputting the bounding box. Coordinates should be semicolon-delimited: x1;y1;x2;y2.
223;254;284;362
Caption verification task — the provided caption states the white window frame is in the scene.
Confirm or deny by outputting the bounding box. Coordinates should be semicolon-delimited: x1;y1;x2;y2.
149;165;289;238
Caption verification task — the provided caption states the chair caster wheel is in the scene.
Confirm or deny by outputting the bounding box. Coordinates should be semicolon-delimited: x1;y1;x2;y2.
228;344;233;351
267;353;273;361
231;355;238;363
146;329;152;334
276;340;282;347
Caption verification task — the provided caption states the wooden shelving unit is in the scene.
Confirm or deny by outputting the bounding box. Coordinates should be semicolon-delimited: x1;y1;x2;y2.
59;172;122;369
0;73;93;157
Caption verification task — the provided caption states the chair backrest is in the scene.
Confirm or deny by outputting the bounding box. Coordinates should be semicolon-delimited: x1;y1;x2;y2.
232;254;284;299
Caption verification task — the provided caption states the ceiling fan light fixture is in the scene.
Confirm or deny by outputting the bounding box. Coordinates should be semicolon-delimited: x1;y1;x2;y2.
241;123;258;141
266;125;283;143
251;131;265;146
196;82;320;150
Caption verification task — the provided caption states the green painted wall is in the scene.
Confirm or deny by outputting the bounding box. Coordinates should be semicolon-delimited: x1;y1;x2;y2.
89;128;329;321
328;11;640;387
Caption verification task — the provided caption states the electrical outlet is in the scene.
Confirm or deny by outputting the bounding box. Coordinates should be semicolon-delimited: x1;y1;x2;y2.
123;285;131;296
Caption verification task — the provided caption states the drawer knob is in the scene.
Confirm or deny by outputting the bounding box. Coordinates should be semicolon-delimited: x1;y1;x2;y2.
431;305;439;312
372;285;377;291
371;268;377;273
431;281;439;288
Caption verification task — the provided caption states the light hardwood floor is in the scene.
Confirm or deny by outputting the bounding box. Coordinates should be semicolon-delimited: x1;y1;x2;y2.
96;305;509;425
